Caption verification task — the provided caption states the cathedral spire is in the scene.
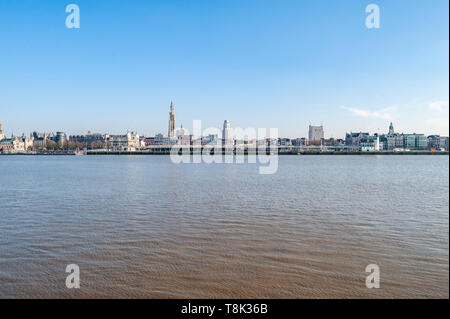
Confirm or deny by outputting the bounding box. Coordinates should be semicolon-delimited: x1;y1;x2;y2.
168;101;176;137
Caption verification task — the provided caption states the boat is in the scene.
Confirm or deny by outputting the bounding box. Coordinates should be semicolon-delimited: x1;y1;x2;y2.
74;149;87;156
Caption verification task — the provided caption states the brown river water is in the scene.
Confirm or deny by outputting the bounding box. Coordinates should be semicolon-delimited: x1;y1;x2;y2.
0;155;448;298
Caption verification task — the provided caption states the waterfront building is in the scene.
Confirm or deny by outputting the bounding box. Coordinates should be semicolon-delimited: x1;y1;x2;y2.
69;132;106;149
345;132;370;146
0;135;27;153
144;137;155;147
154;133;177;146
278;138;292;146
360;135;380;152
0;141;13;153
106;131;141;151
177;124;188;137
393;134;405;150
139;135;147;149
383;122;405;151
33;137;47;149
33;132;54;140
403;134;427;150
12;137;26;152
54;132;67;147
175;125;192;146
403;134;416;150
383;122;395;150
324;138;335;146
379;134;387;150
308;125;324;142
427;135;448;151
0;123;4;140
21;134;33;151
322;138;345;147
440;136;449;151
245;139;258;148
415;134;428;150
292;138;307;147
178;134;192;146
31;132;48;149
31;132;54;149
168;101;176;138
222;120;232;146
326;144;360;152
428;135;441;150
202;134;219;146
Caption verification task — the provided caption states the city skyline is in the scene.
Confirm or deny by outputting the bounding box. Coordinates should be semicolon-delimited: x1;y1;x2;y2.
0;0;448;137
0;107;447;142
0;99;448;142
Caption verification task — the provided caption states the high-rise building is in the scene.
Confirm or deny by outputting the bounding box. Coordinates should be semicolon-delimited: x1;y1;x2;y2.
54;132;67;146
403;133;428;150
308;125;324;142
222;120;232;145
168;101;176;137
0;123;4;140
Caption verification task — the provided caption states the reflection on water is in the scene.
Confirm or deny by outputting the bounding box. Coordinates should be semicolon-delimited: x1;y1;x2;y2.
0;155;448;298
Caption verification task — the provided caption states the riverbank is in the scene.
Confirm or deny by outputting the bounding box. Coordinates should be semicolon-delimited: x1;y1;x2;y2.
1;151;449;156
89;151;449;155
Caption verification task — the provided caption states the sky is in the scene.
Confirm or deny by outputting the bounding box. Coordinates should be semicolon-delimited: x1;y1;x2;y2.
0;0;448;138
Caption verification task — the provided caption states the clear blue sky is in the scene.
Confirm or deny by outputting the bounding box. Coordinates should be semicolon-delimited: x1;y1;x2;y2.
0;0;448;138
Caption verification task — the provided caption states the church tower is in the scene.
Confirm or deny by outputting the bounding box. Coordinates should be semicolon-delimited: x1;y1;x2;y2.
389;122;394;135
168;101;176;137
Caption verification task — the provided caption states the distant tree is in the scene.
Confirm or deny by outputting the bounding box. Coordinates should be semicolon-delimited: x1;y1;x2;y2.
75;141;82;149
67;141;77;150
46;140;57;150
62;142;70;150
90;141;104;150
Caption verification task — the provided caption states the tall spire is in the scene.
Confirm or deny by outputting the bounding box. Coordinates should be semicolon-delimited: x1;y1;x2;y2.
168;101;176;137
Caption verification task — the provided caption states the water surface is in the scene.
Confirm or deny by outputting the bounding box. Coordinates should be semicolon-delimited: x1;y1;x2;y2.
0;155;448;298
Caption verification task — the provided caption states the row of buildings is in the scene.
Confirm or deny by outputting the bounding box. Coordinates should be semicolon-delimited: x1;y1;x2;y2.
0;123;34;153
275;123;448;152
1;103;449;153
342;122;447;152
0;125;145;153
